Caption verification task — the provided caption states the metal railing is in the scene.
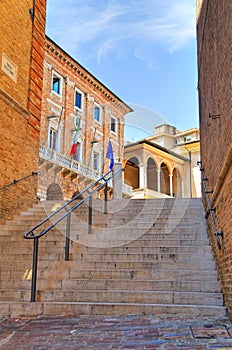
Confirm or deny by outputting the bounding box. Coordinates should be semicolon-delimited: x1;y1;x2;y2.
0;171;38;191
198;161;223;249
24;168;124;302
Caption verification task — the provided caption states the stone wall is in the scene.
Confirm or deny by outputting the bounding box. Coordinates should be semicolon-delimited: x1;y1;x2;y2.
196;0;232;318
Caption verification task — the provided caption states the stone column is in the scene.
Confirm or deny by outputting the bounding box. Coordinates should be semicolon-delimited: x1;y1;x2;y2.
181;180;184;198
113;162;123;199
169;174;173;197
139;163;145;189
157;169;161;193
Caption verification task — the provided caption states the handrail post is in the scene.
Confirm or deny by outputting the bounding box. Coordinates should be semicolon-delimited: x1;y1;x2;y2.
104;182;108;214
31;237;39;302
88;196;92;234
65;212;71;261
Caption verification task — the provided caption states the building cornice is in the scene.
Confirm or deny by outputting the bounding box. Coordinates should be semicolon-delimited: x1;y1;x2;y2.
45;36;133;115
125;139;189;162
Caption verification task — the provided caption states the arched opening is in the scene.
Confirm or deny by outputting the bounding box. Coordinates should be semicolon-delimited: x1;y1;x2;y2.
173;168;182;197
46;183;63;200
160;162;170;195
147;158;158;191
124;157;140;189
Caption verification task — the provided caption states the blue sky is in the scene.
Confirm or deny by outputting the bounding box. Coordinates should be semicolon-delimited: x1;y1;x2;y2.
46;0;198;132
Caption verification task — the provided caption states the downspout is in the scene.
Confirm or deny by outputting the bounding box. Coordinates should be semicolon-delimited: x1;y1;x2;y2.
185;146;192;198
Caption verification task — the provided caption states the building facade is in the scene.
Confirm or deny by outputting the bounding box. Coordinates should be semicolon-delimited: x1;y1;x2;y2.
197;0;232;317
0;0;46;222
39;37;133;201
124;124;200;198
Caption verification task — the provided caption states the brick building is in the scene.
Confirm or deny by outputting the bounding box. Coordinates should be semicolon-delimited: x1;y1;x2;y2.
39;36;133;201
196;0;232;317
124;124;200;198
0;0;46;222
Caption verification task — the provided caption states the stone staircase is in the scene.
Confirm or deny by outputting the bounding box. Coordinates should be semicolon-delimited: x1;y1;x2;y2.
0;198;226;318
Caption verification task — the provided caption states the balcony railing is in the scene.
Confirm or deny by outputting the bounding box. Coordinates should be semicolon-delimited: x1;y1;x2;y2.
40;146;100;181
39;145;132;196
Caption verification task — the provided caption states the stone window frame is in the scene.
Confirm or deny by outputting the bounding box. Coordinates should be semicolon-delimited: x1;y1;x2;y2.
93;102;102;124
47;118;60;152
74;87;84;112
110;115;117;135
93;150;100;171
51;70;63;98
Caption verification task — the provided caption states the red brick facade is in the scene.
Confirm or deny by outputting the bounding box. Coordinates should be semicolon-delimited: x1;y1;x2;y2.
197;0;232;318
0;0;46;222
39;37;132;200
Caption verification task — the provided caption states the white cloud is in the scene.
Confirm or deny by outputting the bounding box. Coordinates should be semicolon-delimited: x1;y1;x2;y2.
46;0;196;65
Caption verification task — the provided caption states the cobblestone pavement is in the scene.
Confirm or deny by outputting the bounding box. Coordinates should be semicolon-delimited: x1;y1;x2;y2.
1;315;232;349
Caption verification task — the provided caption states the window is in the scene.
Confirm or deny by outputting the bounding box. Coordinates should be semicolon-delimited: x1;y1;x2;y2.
110;116;117;133
74;88;83;110
49;128;57;150
94;104;102;123
94;106;100;122
93;152;100;171
51;71;62;96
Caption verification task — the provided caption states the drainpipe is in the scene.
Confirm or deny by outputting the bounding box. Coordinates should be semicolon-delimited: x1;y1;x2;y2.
185;147;192;198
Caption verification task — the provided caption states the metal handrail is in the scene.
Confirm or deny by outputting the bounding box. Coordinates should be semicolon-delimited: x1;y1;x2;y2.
197;161;223;250
0;172;38;191
24;168;124;301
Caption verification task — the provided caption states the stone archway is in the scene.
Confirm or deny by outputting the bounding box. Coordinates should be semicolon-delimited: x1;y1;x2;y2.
147;158;158;191
160;162;170;195
46;183;63;200
124;157;140;189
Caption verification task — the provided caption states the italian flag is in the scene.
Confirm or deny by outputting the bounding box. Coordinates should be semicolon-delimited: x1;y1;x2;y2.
70;132;79;156
70;117;81;156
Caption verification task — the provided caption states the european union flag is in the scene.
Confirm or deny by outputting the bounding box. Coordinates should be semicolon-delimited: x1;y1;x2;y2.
106;139;114;170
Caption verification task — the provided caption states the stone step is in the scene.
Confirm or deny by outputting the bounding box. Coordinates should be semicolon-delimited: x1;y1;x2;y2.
70;246;211;255
58;260;217;271
0;238;210;250
0;301;227;318
0;242;211;254
0;287;223;305
70;252;214;263
35;290;223;306
43;266;219;281
35;278;221;293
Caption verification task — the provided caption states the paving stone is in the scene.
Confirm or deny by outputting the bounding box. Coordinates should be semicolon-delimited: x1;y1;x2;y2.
0;315;232;349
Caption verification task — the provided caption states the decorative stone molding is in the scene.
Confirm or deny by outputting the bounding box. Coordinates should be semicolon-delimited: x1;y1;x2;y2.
44;61;52;70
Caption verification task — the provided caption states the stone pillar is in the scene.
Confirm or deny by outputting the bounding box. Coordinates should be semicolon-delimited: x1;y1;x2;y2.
181;180;184;198
157;169;161;192
139;163;145;189
169;174;173;197
113;162;123;199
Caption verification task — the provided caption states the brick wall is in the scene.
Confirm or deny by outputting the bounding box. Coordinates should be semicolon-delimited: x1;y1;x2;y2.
40;37;132;199
196;0;232;318
0;0;46;222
